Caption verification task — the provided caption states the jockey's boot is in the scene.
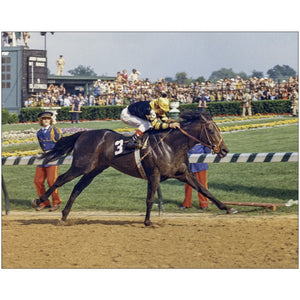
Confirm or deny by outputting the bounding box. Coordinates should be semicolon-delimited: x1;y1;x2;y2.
126;129;143;149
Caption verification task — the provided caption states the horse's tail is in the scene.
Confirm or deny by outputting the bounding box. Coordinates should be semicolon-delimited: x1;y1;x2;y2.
39;131;84;165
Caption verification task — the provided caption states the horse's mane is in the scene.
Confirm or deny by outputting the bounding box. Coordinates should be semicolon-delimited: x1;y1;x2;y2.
179;111;211;125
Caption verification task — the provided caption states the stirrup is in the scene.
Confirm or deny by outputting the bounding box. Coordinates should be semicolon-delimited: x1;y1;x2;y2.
126;139;141;149
126;134;142;149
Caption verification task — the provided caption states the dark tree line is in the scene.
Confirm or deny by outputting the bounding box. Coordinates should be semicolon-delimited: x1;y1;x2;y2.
168;65;297;85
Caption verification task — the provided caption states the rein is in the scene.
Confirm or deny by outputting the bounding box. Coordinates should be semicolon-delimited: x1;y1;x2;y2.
178;123;223;154
178;127;206;145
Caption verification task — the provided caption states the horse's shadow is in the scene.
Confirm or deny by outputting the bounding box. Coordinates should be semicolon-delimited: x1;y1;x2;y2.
161;181;298;201
209;182;298;200
16;218;145;227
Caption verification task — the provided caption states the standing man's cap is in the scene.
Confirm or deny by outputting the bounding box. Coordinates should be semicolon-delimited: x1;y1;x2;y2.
38;111;53;118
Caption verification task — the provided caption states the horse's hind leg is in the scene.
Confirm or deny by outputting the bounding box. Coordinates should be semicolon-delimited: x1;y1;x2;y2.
157;185;163;216
144;171;160;226
36;167;83;206
62;168;105;221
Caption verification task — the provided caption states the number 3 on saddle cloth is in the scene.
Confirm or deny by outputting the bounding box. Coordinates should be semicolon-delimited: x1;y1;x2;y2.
114;134;149;157
114;134;149;180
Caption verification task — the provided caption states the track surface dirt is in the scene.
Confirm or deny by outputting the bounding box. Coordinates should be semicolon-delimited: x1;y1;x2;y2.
2;211;298;268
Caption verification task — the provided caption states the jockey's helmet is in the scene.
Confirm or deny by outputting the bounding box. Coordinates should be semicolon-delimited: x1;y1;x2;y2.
157;97;170;112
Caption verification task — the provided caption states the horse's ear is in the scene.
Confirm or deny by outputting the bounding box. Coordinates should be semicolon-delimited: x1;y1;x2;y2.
199;113;208;122
199;112;212;122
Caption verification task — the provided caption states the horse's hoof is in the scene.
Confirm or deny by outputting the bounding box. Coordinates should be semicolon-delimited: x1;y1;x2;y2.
227;208;238;214
56;220;66;226
31;198;40;208
144;220;152;226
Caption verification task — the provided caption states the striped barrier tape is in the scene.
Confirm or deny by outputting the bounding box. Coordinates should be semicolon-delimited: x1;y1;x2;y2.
2;152;298;166
2;155;73;166
188;152;298;163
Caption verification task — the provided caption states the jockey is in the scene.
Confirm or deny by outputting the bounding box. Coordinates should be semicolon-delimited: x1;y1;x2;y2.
121;91;181;149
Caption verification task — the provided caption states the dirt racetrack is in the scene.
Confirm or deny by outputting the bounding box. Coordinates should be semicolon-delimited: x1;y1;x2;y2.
2;211;298;269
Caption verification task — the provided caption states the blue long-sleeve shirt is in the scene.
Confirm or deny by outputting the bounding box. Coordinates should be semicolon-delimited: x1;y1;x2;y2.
37;126;62;152
189;144;211;172
37;126;62;167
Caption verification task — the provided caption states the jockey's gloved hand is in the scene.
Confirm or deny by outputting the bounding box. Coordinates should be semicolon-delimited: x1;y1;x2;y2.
170;122;180;129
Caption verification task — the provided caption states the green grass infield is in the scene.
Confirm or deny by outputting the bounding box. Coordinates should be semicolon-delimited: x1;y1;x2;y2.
2;116;298;215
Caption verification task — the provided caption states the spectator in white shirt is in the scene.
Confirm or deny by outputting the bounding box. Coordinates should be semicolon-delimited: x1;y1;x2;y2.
128;69;141;82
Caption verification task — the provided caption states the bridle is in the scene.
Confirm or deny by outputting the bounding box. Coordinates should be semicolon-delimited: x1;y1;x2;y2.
178;121;223;154
139;119;223;163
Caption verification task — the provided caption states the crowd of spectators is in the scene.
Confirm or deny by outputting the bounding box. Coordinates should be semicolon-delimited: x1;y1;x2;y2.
2;32;30;48
24;69;298;108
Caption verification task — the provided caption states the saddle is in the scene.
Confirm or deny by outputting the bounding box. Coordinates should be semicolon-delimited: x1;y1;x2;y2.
114;134;149;179
114;133;149;158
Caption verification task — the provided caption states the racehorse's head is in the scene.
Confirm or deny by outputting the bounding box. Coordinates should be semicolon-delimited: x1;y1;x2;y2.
179;111;229;158
199;113;229;158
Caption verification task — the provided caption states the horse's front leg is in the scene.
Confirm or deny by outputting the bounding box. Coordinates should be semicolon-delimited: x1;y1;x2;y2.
180;171;237;214
144;172;160;226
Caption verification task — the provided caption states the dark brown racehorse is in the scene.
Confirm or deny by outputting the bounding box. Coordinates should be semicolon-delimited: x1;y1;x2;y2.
33;111;236;226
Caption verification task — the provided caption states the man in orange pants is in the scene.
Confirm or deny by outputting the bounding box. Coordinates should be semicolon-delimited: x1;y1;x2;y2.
180;144;211;210
33;111;62;211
